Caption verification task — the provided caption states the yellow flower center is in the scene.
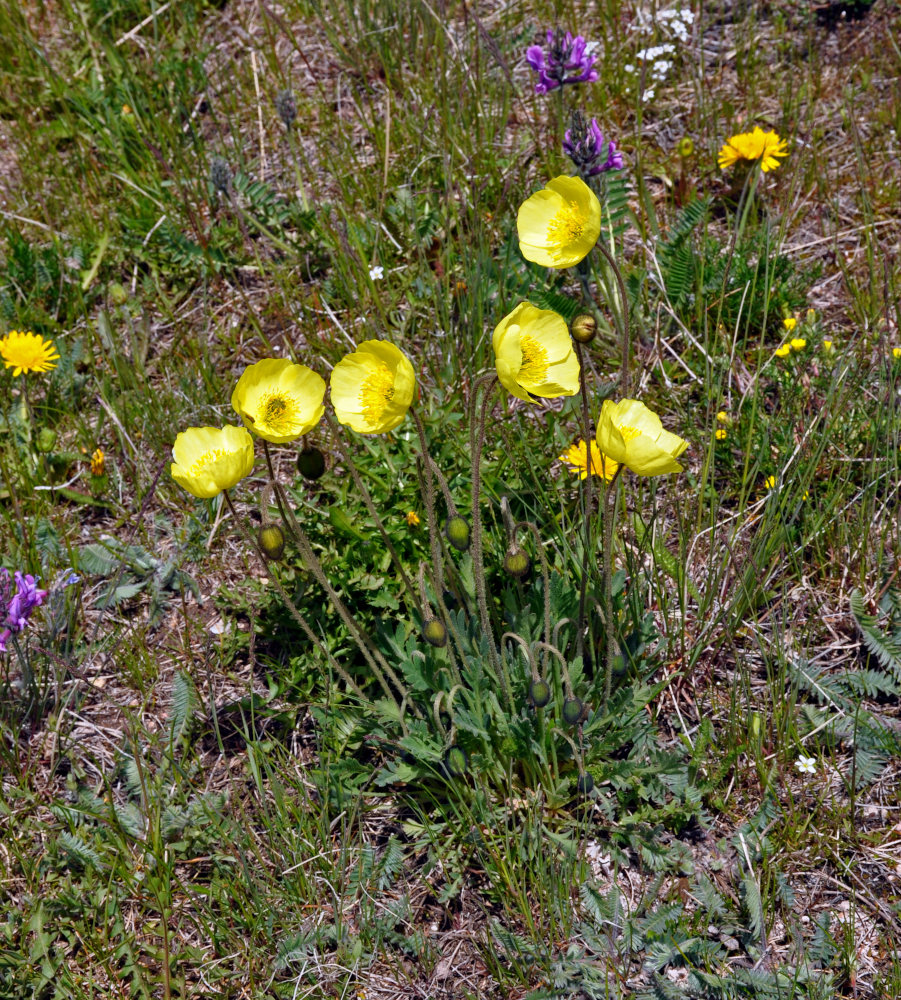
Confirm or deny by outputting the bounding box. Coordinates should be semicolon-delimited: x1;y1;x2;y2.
359;362;395;427
256;390;301;436
545;202;584;245
189;448;227;477
518;334;549;385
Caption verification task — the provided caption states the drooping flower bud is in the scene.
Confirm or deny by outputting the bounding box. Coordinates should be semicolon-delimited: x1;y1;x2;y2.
529;678;551;708
562;697;586;726
275;89;297;130
443;745;469;778
577;772;594;794
210;156;231;195
444;515;471;552
570;313;597;344
503;548;531;579
422;618;448;648
297;446;326;480
258;524;286;561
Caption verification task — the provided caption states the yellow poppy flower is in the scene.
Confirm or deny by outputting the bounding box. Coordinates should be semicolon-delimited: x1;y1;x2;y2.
516;176;601;269
170;425;255;498
595;399;687;477
717;127;789;173
0;330;60;376
493;302;580;402
330;340;416;434
558;439;619;481
231;358;326;444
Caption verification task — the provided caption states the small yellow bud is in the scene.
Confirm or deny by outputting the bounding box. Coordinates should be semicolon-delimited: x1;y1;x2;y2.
822;339;834;355
258;524;286;561
405;510;421;528
570;314;597;344
677;136;694;157
90;448;105;476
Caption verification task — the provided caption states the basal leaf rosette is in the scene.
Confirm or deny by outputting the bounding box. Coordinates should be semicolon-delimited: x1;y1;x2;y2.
596;399;687;476
517;176;601;269
330;340;416;434
493;303;580;402
171;425;255;498
231;358;326;443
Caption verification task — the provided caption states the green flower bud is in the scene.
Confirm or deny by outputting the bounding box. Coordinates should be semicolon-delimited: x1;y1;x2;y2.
36;428;57;453
570;313;597;344
297;447;326;480
423;618;447;648
529;678;551;708
444;515;471;552
258;524;286;561
444;745;468;778
503;548;530;579
576;772;594;795
109;283;129;306
562;697;585;727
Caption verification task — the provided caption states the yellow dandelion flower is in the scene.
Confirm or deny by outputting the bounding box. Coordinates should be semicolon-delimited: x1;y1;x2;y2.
171;425;255;499
232;358;326;444
596;399;687;477
557;439;619;481
90;449;105;476
330;340;416;434
774;344;791;358
717;127;789;173
715;428;727;441
783;317;797;331
0;330;60;376
493;302;580;402
406;510;421;527
516;176;601;269
790;338;807;351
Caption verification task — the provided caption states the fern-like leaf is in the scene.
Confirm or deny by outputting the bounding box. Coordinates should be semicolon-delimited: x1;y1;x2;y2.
851;588;901;681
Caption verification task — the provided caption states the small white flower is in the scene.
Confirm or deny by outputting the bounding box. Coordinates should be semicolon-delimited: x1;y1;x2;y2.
795;755;817;775
368;265;384;281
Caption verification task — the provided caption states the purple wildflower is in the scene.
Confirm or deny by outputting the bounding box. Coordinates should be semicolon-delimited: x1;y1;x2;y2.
0;569;48;652
526;29;599;95
564;114;624;177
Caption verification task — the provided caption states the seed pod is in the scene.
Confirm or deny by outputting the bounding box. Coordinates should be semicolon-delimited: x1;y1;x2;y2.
562;697;585;727
570;313;597;344
529;678;551;708
444;745;468;778
258;524;286;561
422;618;447;648
297;446;326;480
444;515;471;552
503;548;531;579
577;772;594;795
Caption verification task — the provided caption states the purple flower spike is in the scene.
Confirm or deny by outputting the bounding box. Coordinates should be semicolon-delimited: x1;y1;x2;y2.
527;28;599;95
564;114;624;177
0;569;48;653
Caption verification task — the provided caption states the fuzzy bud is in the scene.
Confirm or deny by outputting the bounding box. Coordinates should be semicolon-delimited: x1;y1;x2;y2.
297;447;326;481
576;772;595;794
109;283;129;306
36;428;57;453
443;745;469;778
562;697;586;727
570;313;597;344
444;515;471;552
275;89;297;130
529;678;551;708
503;548;530;579
423;618;448;648
258;524;286;561
210;156;231;195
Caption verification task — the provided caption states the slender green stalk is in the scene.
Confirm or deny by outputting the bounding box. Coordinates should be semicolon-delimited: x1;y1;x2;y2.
601;466;624;707
469;375;500;667
574;342;594;664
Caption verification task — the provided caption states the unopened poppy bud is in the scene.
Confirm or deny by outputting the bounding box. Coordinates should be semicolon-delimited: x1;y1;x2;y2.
258;524;286;561
529;678;551;708
36;428;57;453
562;697;585;726
275;89;297;130
503;548;531;579
423;618;447;648
109;283;129;306
297;446;326;480
444;515;471;552
210;156;231;195
570;314;597;344
443;745;469;778
577;772;595;794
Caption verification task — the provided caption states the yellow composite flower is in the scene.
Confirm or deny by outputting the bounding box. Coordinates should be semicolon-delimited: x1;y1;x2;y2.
0;330;60;376
517;176;601;269
232;358;326;444
717;127;789;173
493;302;580;402
330;340;416;434
595;399;688;477
558;439;619;481
171;425;255;499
